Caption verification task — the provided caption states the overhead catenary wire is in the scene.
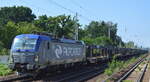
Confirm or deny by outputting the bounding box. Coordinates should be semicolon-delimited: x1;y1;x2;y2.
71;0;86;11
49;0;93;22
49;0;76;14
19;0;93;22
20;0;58;16
70;0;98;21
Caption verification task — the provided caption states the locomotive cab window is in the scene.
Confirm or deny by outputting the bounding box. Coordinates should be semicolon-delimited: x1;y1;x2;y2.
12;38;37;50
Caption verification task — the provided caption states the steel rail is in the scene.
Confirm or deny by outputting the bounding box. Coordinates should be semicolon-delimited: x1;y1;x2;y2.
55;64;107;82
103;54;148;82
73;69;104;82
0;74;31;82
117;58;145;82
56;68;97;82
136;62;148;82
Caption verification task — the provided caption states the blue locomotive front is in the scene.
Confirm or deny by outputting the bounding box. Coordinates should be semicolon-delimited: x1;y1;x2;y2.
9;34;50;72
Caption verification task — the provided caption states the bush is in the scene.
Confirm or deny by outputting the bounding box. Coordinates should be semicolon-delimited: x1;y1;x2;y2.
104;68;113;76
0;41;4;50
0;64;13;76
104;57;137;76
0;48;10;55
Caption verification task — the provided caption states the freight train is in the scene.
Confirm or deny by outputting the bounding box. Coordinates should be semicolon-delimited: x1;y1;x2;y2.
8;32;148;75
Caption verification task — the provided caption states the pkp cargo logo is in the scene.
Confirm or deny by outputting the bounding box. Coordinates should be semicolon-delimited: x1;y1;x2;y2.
55;45;62;58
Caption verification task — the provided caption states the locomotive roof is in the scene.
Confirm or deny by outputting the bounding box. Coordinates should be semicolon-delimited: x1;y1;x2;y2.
15;34;84;44
15;34;51;40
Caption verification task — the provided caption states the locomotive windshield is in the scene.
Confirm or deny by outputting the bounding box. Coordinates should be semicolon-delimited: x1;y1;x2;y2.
12;38;37;50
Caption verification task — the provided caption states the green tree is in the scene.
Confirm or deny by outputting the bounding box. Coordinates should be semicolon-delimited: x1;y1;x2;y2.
81;37;94;45
0;21;42;49
17;22;42;34
85;21;117;39
0;6;36;25
34;15;79;39
125;41;135;48
114;35;124;47
78;28;86;40
84;21;118;46
0;21;18;48
0;41;3;50
85;21;103;38
81;36;113;46
94;36;113;46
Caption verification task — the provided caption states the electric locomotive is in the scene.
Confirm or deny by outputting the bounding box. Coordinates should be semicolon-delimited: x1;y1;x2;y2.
9;33;86;75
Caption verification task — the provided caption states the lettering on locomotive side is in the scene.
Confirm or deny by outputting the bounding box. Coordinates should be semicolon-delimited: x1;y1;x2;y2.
54;44;82;58
55;45;62;58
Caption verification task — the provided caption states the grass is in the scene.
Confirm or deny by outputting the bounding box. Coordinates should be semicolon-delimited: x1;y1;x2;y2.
104;56;137;76
0;64;13;76
123;80;133;82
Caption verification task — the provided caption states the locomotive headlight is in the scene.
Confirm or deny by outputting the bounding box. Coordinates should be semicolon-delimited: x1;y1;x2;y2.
34;55;39;62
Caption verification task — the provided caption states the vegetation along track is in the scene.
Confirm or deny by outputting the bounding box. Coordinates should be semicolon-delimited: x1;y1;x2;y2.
104;54;149;82
118;58;149;82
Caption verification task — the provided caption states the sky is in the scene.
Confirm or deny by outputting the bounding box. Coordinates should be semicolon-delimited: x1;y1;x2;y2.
0;0;150;48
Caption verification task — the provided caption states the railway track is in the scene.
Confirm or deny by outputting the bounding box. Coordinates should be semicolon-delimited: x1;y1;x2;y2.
0;74;32;82
118;60;149;82
119;55;150;82
117;59;146;82
35;63;108;82
104;54;149;82
0;63;107;82
56;65;106;82
136;63;148;82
